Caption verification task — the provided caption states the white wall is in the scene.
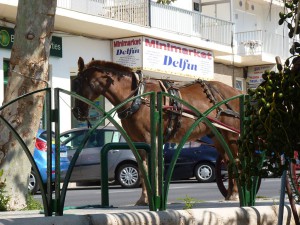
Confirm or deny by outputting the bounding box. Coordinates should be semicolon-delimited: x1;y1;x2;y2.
49;34;112;132
0;33;112;132
214;73;232;87
201;1;231;21
171;0;193;11
233;0;284;33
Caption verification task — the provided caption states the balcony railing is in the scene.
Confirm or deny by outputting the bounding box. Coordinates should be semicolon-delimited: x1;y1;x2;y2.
150;2;233;46
57;0;233;46
235;30;292;60
57;0;150;26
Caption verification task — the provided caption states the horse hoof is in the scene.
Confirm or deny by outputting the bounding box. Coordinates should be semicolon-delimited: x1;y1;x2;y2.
135;199;149;206
225;194;239;201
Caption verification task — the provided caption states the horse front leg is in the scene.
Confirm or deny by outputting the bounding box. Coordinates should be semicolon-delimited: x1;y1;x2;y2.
135;149;149;206
226;167;239;201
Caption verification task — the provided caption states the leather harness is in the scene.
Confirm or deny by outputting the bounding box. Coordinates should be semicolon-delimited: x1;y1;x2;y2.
117;71;240;141
117;71;145;119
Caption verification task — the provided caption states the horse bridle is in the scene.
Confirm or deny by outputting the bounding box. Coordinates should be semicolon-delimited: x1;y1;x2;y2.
72;66;112;123
73;65;145;120
117;71;145;119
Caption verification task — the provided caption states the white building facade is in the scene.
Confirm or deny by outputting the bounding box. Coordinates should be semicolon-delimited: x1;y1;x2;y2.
0;0;289;131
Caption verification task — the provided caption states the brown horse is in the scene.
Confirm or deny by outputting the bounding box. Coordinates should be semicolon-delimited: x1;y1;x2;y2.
72;57;242;205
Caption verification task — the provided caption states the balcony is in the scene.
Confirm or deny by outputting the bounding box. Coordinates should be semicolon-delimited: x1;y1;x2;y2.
55;0;290;66
235;30;292;64
57;0;150;26
0;0;289;66
150;2;232;46
56;0;233;46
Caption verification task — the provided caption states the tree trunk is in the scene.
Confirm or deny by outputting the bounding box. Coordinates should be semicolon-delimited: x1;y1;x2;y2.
0;0;57;210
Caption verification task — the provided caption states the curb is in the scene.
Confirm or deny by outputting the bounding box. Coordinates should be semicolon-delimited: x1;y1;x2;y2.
0;205;299;225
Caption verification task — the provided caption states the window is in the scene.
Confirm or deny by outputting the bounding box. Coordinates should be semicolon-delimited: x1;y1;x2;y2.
193;2;200;11
60;129;125;150
235;78;244;91
60;130;87;150
190;142;201;148
112;131;122;142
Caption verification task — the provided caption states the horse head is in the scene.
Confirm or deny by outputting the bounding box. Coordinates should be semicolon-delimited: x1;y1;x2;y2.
71;57;134;121
72;57;101;121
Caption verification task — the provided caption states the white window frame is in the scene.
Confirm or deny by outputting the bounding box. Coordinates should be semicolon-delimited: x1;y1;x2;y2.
235;77;244;91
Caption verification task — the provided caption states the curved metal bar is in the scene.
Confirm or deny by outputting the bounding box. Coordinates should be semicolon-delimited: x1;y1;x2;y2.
159;92;243;163
0;88;50;111
0;85;251;214
57;89;156;212
100;143;151;208
0;88;52;215
57;90;105;214
0;115;50;215
88;92;156;210
59;125;99;213
159;92;243;209
57;88;245;211
202;94;244;116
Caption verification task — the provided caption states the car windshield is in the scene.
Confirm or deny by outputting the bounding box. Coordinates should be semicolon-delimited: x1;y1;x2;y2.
165;142;190;150
60;129;124;150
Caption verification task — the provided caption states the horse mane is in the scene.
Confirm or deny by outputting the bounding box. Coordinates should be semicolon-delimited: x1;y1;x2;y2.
87;60;133;76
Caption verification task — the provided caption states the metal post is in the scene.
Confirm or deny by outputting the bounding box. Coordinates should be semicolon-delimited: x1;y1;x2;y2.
54;88;62;216
150;92;159;210
157;92;164;210
101;143;151;208
278;155;286;225
46;88;53;216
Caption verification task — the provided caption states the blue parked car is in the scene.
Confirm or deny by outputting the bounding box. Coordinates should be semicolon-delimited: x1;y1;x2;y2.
28;129;70;194
164;136;219;183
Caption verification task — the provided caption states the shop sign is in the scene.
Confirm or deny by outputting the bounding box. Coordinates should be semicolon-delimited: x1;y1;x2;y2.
113;36;214;80
247;65;275;89
50;36;62;58
0;26;14;49
113;37;143;69
0;26;62;58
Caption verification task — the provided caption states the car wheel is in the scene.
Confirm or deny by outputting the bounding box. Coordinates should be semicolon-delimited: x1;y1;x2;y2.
116;164;140;188
195;162;215;183
28;170;39;194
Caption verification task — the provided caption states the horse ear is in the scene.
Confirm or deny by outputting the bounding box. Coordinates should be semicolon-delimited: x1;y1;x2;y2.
78;57;85;72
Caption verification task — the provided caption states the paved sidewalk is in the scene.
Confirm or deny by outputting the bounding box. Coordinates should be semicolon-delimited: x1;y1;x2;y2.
0;198;290;217
0;198;282;218
1;197;299;225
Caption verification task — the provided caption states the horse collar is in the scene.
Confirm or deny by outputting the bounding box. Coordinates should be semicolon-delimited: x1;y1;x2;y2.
118;71;144;119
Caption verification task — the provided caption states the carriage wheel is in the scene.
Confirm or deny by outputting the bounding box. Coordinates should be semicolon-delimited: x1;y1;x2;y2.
215;155;261;198
215;155;228;197
287;151;300;202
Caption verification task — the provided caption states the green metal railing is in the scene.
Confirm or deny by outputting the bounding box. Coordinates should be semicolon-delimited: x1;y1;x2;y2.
55;88;250;211
0;87;264;215
100;143;152;208
0;88;54;216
